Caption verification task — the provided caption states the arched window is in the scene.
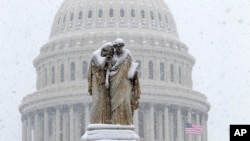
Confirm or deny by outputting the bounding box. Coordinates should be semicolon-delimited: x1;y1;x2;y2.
160;63;164;81
71;62;76;81
52;66;55;84
179;66;182;84
82;61;88;79
60;64;64;82
131;9;135;17
70;13;74;21
136;60;142;78
120;8;125;17
170;64;174;82
109;8;114;17
98;9;103;18
45;68;47;86
150;11;154;20
158;12;162;21
149;61;154;79
63;15;66;23
141;10;145;19
88;10;92;18
78;11;83;20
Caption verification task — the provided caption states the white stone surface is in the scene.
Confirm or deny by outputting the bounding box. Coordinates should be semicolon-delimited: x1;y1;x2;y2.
81;124;140;141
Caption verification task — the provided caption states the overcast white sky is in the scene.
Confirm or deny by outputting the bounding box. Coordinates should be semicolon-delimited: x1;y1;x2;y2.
0;0;250;141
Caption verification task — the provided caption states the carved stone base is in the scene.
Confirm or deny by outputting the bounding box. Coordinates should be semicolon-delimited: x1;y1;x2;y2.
81;124;140;141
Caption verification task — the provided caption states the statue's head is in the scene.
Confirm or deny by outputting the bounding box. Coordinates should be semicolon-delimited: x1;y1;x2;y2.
101;42;114;57
113;38;125;54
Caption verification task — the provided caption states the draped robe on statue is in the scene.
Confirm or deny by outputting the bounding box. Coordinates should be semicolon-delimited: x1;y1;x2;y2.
88;46;112;124
110;49;141;125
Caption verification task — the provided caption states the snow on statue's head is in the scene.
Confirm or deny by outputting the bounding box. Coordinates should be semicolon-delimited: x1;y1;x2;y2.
100;42;114;58
113;38;125;48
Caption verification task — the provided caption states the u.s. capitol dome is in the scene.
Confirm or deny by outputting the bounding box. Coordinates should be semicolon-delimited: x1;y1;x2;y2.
19;0;210;141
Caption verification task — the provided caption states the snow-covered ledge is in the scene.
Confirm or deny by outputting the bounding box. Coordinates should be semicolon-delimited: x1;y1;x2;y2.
81;124;140;141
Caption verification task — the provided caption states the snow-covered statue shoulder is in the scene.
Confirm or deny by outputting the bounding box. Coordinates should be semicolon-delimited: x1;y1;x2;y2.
87;38;141;125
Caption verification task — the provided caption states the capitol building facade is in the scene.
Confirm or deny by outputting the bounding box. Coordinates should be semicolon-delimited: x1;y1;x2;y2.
19;0;210;141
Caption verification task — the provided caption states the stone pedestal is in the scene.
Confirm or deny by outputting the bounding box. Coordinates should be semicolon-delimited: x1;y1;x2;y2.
81;124;140;141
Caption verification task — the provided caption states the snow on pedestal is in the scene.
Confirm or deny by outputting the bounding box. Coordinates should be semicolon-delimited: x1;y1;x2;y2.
81;124;140;141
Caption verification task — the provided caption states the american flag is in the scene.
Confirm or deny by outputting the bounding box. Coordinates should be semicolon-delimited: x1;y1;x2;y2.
185;123;203;135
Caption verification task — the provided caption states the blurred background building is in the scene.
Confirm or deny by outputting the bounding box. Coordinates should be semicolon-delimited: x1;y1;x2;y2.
19;0;210;141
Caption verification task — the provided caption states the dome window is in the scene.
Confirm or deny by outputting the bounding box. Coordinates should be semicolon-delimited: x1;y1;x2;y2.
120;8;125;17
158;12;162;21
70;13;74;21
141;10;145;19
60;64;64;82
78;11;83;20
109;8;114;17
70;62;76;81
63;15;67;23
149;61;154;79
160;63;164;81
52;66;55;84
179;66;182;84
150;11;154;20
131;9;135;17
170;64;174;82
88;10;92;19
44;68;47;86
98;9;103;18
82;61;88;79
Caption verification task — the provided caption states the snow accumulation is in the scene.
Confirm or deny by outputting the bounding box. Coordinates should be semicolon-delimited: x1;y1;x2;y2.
128;62;138;79
91;42;113;68
81;124;139;141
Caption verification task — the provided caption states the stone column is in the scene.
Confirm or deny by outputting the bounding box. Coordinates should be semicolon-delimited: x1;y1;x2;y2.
27;115;32;141
164;106;170;141
34;112;40;141
158;111;163;141
143;109;148;140
201;114;205;141
22;117;27;141
205;115;208;141
70;106;75;141
52;112;56;141
133;110;139;133
149;105;155;141
169;111;174;141
85;104;90;129
196;112;200;141
75;110;80;141
44;110;49;141
187;109;192;141
63;111;69;141
56;108;60;141
177;107;183;141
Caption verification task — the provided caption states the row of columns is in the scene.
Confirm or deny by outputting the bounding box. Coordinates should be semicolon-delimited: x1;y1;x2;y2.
22;104;208;141
139;105;208;141
22;104;90;141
